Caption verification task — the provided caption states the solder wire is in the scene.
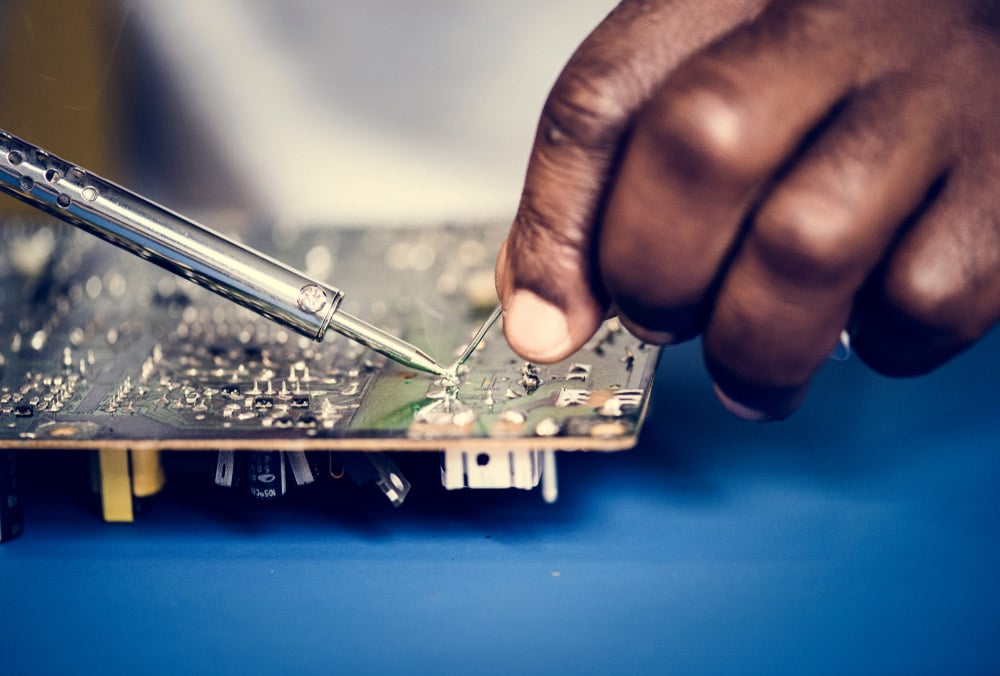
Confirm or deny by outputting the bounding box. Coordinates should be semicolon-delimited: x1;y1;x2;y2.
447;304;503;375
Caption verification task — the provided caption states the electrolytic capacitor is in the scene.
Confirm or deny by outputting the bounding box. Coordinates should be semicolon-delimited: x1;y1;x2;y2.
247;451;287;501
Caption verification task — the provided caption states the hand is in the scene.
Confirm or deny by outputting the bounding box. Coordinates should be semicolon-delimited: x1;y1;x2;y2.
496;0;1000;420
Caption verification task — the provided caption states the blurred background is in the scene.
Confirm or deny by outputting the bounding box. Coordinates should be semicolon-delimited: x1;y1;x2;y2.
0;0;615;224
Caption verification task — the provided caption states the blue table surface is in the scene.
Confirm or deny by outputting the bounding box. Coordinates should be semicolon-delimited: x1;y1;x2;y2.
2;331;998;676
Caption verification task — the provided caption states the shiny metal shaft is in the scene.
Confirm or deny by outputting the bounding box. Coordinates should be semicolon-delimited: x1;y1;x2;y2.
329;311;449;377
0;128;449;377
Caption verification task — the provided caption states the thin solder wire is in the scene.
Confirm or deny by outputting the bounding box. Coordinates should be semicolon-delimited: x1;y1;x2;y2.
447;303;503;375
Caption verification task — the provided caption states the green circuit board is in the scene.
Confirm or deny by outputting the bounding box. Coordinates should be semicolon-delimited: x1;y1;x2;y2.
0;218;659;454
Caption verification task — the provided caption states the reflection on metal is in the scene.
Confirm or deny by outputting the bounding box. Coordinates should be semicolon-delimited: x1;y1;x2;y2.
0;128;449;377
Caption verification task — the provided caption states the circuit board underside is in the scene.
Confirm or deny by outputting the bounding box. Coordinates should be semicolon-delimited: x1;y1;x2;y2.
0;218;659;513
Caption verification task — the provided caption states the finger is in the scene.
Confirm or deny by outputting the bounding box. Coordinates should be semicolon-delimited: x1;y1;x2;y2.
499;0;764;362
618;314;675;346
601;300;673;343
849;11;1000;375
599;0;863;342
703;77;950;419
854;165;1000;376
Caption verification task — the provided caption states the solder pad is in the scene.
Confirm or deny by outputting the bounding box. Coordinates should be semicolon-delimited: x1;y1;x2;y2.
0;219;659;454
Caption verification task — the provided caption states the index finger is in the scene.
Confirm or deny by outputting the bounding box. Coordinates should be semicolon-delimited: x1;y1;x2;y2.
498;0;764;362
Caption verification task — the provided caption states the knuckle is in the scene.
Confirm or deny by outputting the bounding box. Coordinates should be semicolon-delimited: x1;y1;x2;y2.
510;195;590;280
641;66;761;185
884;258;992;342
542;62;636;153
752;189;864;287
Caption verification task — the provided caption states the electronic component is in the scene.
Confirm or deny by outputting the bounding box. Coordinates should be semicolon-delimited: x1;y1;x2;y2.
0;219;660;531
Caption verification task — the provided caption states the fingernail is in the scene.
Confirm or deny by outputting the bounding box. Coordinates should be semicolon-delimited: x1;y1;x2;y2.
640;329;676;346
505;290;573;361
712;382;773;422
614;316;675;345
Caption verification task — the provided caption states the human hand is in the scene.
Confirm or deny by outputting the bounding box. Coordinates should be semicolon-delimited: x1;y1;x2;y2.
496;0;1000;420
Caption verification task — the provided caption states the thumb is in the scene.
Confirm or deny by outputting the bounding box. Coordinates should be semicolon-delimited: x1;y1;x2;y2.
497;0;762;362
497;234;602;362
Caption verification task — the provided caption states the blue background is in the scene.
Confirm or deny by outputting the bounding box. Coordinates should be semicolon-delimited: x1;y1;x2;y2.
2;333;998;675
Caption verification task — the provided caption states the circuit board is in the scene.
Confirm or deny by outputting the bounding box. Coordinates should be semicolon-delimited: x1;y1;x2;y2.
0;217;659;516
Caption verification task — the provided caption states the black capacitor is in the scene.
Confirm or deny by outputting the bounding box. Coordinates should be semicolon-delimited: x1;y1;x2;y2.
247;451;286;501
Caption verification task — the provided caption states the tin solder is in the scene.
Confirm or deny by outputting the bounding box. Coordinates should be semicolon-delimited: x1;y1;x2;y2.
0;128;450;377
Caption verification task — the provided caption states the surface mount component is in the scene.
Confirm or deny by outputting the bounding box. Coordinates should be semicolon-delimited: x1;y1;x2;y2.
0;218;660;523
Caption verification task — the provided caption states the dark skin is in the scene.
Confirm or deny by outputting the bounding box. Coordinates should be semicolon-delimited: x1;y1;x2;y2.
496;0;1000;420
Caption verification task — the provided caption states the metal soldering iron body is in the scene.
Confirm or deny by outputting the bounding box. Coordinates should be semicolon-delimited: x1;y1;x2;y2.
0;128;450;377
327;311;448;377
